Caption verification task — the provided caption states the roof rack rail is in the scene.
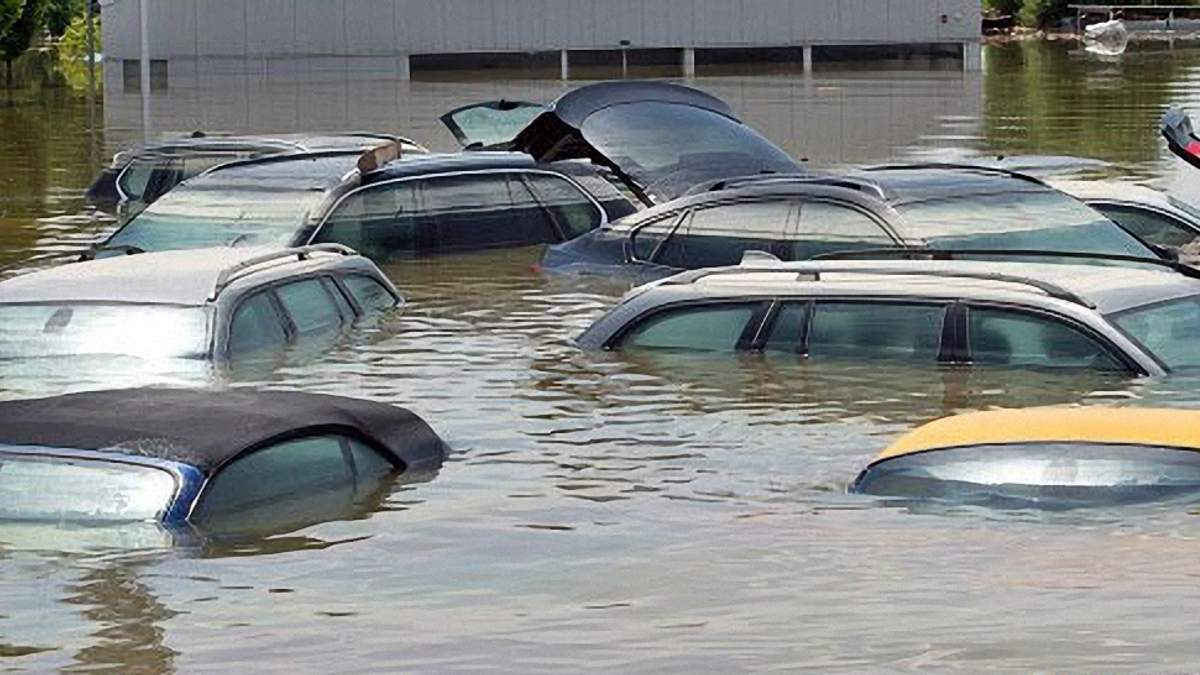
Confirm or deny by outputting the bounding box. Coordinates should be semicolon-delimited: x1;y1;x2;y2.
209;243;356;300
812;247;1200;280
861;162;1050;187
715;252;1098;308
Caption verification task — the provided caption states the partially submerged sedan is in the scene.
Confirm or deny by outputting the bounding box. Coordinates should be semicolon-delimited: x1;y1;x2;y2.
578;255;1200;377
0;388;447;527
100;82;800;261
87;132;427;215
1049;179;1200;264
851;408;1200;508
543;165;1165;278
0;245;400;363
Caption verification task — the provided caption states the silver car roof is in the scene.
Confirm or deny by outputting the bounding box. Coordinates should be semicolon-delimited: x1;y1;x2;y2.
631;258;1200;316
0;245;371;307
1047;179;1175;209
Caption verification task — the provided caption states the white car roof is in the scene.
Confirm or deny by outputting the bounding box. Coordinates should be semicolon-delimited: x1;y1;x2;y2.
0;246;362;307
662;258;1200;315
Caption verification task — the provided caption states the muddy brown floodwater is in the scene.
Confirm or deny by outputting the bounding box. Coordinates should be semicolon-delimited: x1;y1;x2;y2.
4;41;1200;672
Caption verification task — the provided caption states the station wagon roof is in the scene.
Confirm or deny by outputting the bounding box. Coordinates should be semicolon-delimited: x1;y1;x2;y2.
195;151;368;190
0;246;358;306
853;165;1055;205
667;259;1200;315
124;132;418;155
364;151;542;181
0;388;448;474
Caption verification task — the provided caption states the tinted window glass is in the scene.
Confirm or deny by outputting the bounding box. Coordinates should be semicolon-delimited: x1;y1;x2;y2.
897;192;1153;257
968;307;1122;370
789;202;893;260
808;303;944;361
1096;204;1200;249
192;435;394;521
525;174;603;239
1111;295;1200;370
117;157;159;199
630;214;685;262
343;275;397;313
321;277;356;319
275;279;344;335
0;451;176;522
623;303;757;351
314;182;421;260
677;201;794;268
228;292;287;356
419;174;553;252
763;302;809;353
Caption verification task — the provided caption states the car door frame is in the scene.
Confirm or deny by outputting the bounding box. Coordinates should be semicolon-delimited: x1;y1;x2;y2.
214;272;364;359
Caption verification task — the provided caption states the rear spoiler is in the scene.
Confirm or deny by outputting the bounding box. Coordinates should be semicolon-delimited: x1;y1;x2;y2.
1162;107;1200;170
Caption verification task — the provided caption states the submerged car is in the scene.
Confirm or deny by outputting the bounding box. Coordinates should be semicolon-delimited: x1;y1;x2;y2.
87;132;427;215
101;81;800;260
0;388;447;527
851;407;1200;508
1050;179;1200;263
0;244;400;362
577;255;1200;377
543;165;1166;278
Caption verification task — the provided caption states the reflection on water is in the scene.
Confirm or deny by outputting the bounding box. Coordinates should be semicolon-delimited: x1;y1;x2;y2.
6;41;1200;671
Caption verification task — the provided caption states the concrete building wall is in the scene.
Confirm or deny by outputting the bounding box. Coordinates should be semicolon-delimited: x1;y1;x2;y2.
103;0;980;60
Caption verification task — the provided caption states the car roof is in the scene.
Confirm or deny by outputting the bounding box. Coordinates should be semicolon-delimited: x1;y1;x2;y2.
0;246;364;306
655;258;1200;315
1047;179;1174;208
874;407;1200;463
193;151;368;190
0;388;448;474
123;132;419;156
852;165;1055;205
365;151;540;181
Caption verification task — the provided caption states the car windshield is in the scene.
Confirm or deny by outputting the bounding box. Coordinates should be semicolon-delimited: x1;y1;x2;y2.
1110;294;1200;370
0;449;177;522
106;185;323;251
896;191;1154;256
0;304;210;359
580;102;799;202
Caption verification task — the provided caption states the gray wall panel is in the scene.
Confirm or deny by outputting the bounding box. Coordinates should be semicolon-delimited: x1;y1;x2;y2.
195;0;246;56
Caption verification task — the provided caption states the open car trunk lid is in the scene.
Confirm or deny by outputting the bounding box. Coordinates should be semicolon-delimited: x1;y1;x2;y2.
461;82;804;206
1163;106;1200;170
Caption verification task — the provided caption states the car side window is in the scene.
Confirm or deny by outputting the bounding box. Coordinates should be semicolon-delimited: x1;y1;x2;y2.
314;182;421;261
116;157;159;199
274;278;346;335
191;434;396;522
807;302;944;361
967;307;1123;371
680;200;796;267
342;275;397;313
228;291;288;357
789;201;894;260
321;277;356;320
622;303;759;351
1095;204;1200;250
524;173;604;239
630;213;685;263
422;174;541;252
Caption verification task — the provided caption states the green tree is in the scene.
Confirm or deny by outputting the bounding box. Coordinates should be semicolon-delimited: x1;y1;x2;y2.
983;0;1021;16
0;0;44;88
43;0;79;38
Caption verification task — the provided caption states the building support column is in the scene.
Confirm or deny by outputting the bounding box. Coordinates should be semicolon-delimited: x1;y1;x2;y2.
963;41;982;72
398;53;410;81
560;49;570;80
682;48;695;78
139;0;151;141
802;45;813;74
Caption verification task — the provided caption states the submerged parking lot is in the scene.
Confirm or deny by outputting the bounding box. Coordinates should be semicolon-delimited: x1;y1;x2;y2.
6;40;1200;671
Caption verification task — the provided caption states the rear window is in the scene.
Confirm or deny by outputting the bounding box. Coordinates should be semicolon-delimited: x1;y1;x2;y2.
0;450;177;522
897;191;1154;257
342;275;397;312
0;303;210;359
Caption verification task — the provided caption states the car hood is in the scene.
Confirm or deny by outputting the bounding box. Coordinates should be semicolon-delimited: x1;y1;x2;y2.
1162;106;1200;171
465;81;803;206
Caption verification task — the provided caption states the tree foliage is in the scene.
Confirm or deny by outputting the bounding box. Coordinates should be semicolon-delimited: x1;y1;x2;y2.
43;0;80;38
0;0;44;66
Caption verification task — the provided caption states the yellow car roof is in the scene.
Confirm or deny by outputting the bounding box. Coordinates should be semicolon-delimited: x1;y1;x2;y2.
877;407;1200;463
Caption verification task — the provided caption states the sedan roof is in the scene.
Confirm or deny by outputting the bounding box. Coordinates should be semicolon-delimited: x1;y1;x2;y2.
0;388;448;474
0;246;362;306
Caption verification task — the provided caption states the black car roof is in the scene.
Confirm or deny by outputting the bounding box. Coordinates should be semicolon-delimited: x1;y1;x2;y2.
190;151;367;192
0;389;448;474
852;164;1054;205
363;151;608;183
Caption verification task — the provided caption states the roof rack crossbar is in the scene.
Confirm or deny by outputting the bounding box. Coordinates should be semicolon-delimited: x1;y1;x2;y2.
209;243;355;300
812;247;1200;280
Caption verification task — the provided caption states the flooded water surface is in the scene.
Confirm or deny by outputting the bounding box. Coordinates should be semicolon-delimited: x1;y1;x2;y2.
6;41;1200;671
